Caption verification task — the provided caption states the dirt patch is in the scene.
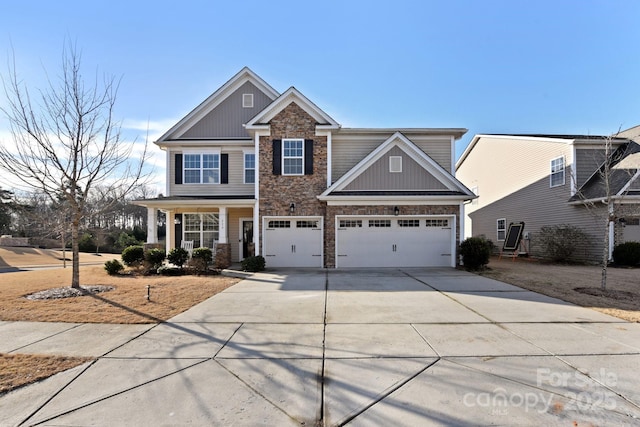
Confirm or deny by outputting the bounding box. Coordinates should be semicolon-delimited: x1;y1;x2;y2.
480;257;640;322
25;285;115;300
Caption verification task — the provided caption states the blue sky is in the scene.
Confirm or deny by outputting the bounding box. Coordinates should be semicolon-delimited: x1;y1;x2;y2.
1;0;639;192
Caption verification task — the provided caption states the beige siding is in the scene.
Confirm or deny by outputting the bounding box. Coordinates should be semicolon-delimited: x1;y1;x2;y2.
332;133;452;183
457;136;574;238
168;147;255;197
182;82;273;139
228;208;253;262
468;177;606;262
344;146;447;191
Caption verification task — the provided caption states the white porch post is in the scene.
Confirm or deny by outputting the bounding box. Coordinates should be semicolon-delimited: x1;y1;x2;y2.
253;201;260;256
166;211;174;254
218;207;227;244
146;208;158;243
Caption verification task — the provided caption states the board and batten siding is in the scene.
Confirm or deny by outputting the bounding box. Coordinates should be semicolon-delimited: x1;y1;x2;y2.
575;148;606;188
344;146;448;191
228;207;253;262
181;82;274;139
168;148;254;197
331;134;452;184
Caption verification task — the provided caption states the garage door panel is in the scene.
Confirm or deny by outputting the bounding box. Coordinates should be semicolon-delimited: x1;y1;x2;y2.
336;216;453;268
264;217;323;268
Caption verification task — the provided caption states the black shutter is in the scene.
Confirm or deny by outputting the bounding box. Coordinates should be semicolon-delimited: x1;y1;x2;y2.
175;154;183;184
272;139;282;175
174;214;183;245
221;153;228;184
304;139;313;175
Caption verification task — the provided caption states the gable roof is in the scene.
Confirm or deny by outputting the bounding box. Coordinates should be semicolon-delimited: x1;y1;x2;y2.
244;87;340;131
319;132;475;202
156;67;279;143
569;141;640;203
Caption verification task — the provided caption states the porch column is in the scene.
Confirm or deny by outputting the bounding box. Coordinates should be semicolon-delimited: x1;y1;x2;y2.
218;207;227;243
146;207;158;243
253;201;260;256
165;211;174;254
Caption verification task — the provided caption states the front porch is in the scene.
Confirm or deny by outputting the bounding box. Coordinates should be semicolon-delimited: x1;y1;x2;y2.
135;197;257;266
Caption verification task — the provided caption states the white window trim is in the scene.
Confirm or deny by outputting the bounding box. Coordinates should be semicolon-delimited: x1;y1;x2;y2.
242;93;254;108
243;150;255;184
183;150;221;184
282;138;304;176
389;156;402;173
182;212;220;248
550;156;565;188
497;218;506;241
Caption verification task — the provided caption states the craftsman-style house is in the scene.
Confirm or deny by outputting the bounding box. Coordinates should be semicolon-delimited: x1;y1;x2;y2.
135;68;475;268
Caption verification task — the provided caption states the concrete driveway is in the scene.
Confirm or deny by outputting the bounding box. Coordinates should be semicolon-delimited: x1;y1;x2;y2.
1;268;640;426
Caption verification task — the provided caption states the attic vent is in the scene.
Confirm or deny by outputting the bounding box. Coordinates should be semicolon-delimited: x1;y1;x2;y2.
389;156;402;173
242;93;254;108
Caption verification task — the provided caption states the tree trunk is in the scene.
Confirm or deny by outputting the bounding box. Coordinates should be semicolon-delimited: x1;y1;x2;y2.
71;220;80;288
601;219;610;290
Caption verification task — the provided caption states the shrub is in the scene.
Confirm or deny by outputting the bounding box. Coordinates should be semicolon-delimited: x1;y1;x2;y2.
167;247;190;269
121;245;145;267
459;236;492;271
78;233;97;253
537;224;589;262
612;242;640;266
104;259;124;275
189;247;213;274
241;255;265;272
144;248;166;270
157;265;184;276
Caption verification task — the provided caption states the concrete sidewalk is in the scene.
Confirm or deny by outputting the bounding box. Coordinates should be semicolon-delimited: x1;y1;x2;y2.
1;268;640;426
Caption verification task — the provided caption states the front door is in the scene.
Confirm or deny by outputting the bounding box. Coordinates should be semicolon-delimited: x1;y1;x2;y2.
242;220;254;259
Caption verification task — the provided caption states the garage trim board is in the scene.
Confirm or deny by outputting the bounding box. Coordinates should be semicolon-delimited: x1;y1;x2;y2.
335;215;456;268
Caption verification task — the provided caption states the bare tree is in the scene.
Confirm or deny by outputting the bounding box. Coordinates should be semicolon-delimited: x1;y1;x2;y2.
0;43;151;288
572;132;640;290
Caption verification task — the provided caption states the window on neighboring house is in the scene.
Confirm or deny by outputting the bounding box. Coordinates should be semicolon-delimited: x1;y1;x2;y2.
183;213;219;248
244;153;255;184
184;153;219;184
497;218;506;241
282;139;304;175
550;156;565;187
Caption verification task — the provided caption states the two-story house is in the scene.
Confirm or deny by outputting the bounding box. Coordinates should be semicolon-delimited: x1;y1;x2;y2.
135;67;475;268
456;131;640;263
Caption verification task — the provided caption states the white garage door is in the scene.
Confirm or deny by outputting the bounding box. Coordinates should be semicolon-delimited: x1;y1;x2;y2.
336;216;454;268
263;217;323;267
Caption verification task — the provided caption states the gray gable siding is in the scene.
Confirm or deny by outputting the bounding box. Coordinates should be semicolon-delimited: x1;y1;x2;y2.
575;148;606;188
182;82;273;139
331;134;452;184
344;146;447;191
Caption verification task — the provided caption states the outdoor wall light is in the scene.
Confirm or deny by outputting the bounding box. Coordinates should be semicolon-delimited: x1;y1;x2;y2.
290;203;295;213
619;217;627;226
394;206;400;216
174;217;181;225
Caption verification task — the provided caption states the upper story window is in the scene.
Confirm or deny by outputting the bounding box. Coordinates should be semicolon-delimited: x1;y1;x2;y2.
244;153;255;184
283;139;304;175
550;156;565;187
184;153;220;184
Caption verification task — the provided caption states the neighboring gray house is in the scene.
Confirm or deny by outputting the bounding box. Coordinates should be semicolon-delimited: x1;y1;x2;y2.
456;130;640;262
134;67;475;268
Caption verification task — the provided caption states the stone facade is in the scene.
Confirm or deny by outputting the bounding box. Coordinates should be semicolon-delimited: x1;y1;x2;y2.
324;204;460;267
214;243;232;269
258;102;328;249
